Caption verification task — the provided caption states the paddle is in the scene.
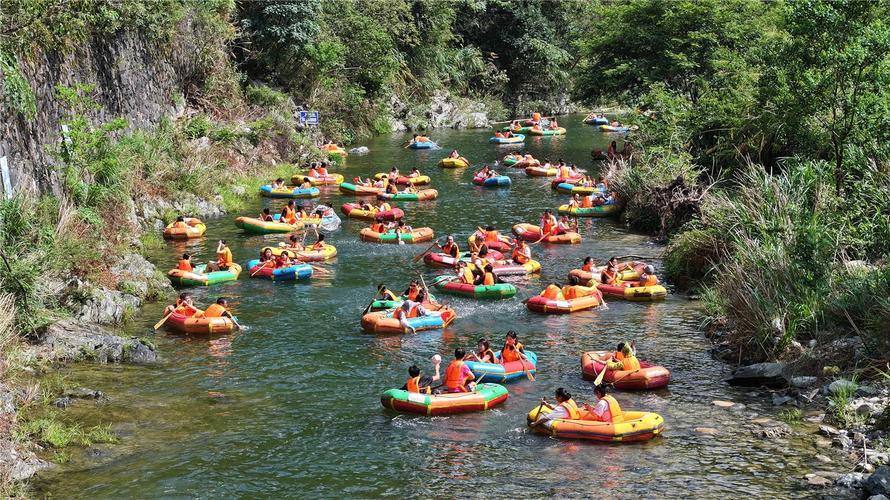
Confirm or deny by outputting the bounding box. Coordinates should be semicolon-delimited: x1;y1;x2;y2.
413;239;440;262
228;314;243;331
519;352;535;381
530;399;548;426
153;311;173;330
250;260;271;277
531;228;553;245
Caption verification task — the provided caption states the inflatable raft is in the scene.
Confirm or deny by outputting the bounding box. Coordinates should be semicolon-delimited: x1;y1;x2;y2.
526;286;603;314
512;223;581;244
597;281;667;301
505;157;540;168
558;203;620;217
409;140;435;150
322;144;348;157
423;250;505;268
339;182;384;196
432;277;517;299
259;184;320;199
489;134;525;144
554;183;606;195
527;406;665;442
368;295;438;312
377;189;438;202
291;173;344;186
381;383;508;415
340;203;404;222
528;127;566;136
567;262;647;286
361;303;456;334
261;244;337;262
235;216;301;234
473;175;512;187
550;177;585;188
467;259;541;276
163;218;206;240
599;124;635;133
501;126;532;134
167;263;242;286
525;166;558;177
165;311;236;335
439;158;469;168
359;227;434;244
584;116;609;125
465;350;538;383
245;259;313;281
373;173;431;186
581;351;671;390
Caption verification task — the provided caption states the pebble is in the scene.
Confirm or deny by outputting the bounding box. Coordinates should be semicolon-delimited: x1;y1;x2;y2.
805;473;831;487
694;427;719;435
712;400;735;408
815;454;832;463
819;424;841;436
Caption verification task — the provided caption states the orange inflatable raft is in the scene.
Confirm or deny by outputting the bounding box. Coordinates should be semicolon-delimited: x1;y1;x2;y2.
163;218;206;240
361;303;456;334
164;311;236;335
580;351;671;390
512;223;581;244
526;285;603;314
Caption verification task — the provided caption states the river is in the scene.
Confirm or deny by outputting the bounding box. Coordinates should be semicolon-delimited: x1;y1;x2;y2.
36;114;836;497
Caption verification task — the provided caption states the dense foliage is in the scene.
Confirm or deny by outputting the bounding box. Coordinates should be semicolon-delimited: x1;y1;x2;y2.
581;0;890;361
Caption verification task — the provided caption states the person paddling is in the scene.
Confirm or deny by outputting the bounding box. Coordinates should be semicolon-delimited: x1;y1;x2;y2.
464;338;497;364
198;298;234;319
606;344;641;371
530;388;581;428
582;384;625;423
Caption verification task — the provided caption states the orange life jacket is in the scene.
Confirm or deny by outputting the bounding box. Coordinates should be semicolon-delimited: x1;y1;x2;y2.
178;259;192;272
394;305;418;320
203;304;227;318
581;195;593;208
406;376;430;394
601;269;617;284
502;341;524;362
217;248;232;267
174;303;197;316
541;284;563;300
559;166;570;178
407;287;420;301
371;223;385;233
581;262;593;272
485;230;499;243
317;167;328;176
445;360;469;391
483;272;495;286
603;395;624;423
614;351;625;361
532;112;541;121
512;246;529;264
308;169;319;177
563;286;578;299
559;399;581;419
283;207;296;224
640;275;658;286
442;242;459;257
173;221;188;229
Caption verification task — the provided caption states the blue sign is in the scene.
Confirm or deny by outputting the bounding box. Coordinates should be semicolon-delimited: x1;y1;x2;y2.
299;111;320;126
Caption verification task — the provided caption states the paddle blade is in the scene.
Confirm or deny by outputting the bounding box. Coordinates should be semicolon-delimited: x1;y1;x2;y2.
594;362;607;385
153;312;172;330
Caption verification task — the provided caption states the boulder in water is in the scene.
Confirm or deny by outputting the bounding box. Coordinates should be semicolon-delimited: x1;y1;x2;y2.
726;362;789;388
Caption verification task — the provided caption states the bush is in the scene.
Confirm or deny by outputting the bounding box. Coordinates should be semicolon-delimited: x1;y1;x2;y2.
183;115;211;139
246;84;289;107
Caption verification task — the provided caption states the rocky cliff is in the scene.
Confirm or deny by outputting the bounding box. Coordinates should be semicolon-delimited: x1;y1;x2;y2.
0;16;217;196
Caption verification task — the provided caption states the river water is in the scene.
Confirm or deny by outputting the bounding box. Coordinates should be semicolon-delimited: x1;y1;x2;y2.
37;115;836;497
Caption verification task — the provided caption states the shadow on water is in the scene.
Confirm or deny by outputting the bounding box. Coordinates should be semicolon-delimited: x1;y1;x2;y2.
36;115;836;497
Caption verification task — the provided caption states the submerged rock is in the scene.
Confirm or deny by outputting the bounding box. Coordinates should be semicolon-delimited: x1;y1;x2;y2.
38;319;158;364
349;146;369;154
835;472;866;489
726;362;789;388
866;467;890;496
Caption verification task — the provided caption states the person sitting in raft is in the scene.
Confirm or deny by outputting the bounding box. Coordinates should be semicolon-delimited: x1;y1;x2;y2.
393;220;413;244
385;181;398;194
259;247;275;264
311;233;326;251
482;225;511;246
206;240;232;272
540;283;566;301
378;200;392;212
600;262;619;285
374;283;400;302
389;166;400;179
581;192;594;208
478;263;498;286
581;256;596;273
403;280;422;302
570;164;583;177
530;388;581;428
402;360;441;395
558;163;571;179
270;178;285;189
172;215;189;229
373;177;387;189
165;292;198;317
258;208;273;222
530;123;543;133
548;118;559;130
597;176;609;191
299;177;313;189
444;348;475;392
523;153;534;163
531;112;542;125
606;344;641;372
407;167;420;178
281;200;298;225
632;265;659;287
558;215;577;234
501;331;526;362
476;166;490;178
437;235;460;259
394;299;432;335
285;235;304;251
568;193;581;208
468;252;488;280
402;184;417;194
178;253;193;272
582;384;624;423
369;221;387;234
608;256;635;273
540;208;560;236
494;131;505;138
307;162;319;177
464;338;497;364
456;261;476;284
197;298;235;320
511;238;531;265
608;342;627;362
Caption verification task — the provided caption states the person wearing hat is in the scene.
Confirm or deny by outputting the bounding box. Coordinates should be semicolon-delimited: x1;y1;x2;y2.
606;343;641;371
635;265;659;287
436;235;460;259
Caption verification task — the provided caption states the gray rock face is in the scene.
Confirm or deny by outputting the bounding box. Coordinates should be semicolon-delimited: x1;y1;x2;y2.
726;362;789;388
40;319;157;364
827;379;859;395
791;376;819;388
0;383;52;481
73;287;140;325
866;467;890;496
835;472;866;489
111;253;172;300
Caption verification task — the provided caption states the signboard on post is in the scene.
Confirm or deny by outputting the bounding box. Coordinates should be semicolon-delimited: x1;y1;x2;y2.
298;111;320;127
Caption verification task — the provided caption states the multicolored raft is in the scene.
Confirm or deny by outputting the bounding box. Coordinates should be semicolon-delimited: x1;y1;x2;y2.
381;383;508;415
